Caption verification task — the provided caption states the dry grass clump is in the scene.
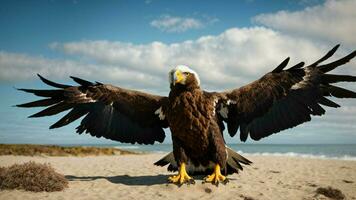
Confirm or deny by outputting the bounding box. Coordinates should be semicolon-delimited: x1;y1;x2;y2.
315;186;345;200
0;161;68;192
0;144;137;156
0;167;6;186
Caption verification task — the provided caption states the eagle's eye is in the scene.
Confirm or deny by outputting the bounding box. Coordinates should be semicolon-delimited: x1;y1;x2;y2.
183;72;190;76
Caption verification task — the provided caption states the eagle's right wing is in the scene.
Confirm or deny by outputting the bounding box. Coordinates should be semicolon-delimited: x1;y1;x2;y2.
17;75;168;144
217;45;356;142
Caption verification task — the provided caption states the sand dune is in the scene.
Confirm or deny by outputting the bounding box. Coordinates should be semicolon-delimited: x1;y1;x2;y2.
0;154;355;200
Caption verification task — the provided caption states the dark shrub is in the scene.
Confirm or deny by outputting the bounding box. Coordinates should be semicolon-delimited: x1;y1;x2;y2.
0;161;68;192
315;186;345;200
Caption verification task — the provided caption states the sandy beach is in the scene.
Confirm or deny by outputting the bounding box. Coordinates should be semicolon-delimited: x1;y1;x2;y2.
0;153;355;200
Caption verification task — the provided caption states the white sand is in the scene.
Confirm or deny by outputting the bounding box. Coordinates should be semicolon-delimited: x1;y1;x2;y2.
0;154;355;200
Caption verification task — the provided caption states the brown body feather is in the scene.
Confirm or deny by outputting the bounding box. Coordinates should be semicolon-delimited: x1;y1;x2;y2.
163;83;226;167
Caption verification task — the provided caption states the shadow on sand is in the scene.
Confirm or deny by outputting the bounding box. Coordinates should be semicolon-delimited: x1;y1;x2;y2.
65;174;236;186
65;174;170;186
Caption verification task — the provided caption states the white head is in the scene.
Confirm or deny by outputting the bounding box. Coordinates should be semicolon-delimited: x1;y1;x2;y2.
169;65;201;86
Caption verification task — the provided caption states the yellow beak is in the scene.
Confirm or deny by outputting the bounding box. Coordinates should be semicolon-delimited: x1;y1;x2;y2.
174;70;185;85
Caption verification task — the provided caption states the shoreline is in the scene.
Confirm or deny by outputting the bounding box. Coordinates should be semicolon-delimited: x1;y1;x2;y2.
236;152;356;161
1;143;356;161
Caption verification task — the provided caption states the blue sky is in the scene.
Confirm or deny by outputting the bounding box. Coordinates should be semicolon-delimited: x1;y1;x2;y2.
1;0;355;144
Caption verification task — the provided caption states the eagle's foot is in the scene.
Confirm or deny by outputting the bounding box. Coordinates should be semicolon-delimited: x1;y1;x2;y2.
168;174;194;185
203;164;228;185
168;163;194;185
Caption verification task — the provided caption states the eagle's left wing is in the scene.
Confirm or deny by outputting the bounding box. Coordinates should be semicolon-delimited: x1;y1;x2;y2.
217;45;356;142
17;75;168;144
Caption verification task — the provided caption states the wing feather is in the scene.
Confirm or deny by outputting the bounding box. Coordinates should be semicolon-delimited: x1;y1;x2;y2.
29;102;74;118
37;74;71;88
216;45;356;141
16;98;60;108
271;57;290;73
17;76;168;144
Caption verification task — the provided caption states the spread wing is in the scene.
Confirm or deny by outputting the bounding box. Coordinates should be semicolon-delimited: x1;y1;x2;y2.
217;45;356;142
17;75;168;144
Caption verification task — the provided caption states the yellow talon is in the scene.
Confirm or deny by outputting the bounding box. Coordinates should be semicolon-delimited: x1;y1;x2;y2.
168;162;194;185
204;164;228;185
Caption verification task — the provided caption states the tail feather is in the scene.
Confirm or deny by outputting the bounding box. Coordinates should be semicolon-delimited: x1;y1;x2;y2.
227;147;252;165
154;147;252;175
154;152;175;167
227;157;242;171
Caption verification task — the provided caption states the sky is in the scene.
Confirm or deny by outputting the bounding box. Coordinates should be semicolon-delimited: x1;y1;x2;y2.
0;0;355;145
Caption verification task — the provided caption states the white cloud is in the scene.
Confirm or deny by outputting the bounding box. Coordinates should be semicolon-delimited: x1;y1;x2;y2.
0;51;92;81
0;51;166;90
150;15;204;32
253;0;356;46
49;27;351;91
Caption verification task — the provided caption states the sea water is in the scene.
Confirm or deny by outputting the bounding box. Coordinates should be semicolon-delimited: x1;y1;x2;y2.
65;143;356;161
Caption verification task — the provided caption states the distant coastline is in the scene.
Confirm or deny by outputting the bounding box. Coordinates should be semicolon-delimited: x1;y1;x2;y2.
0;144;139;156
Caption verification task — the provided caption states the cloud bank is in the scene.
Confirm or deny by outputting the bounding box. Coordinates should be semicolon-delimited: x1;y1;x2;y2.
253;0;356;46
3;27;353;92
1;0;355;142
2;1;354;92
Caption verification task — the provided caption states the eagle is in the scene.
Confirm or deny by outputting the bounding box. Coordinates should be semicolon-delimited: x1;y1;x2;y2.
17;45;356;185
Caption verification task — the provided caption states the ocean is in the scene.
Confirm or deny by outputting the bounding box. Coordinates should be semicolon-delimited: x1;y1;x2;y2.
64;143;356;161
